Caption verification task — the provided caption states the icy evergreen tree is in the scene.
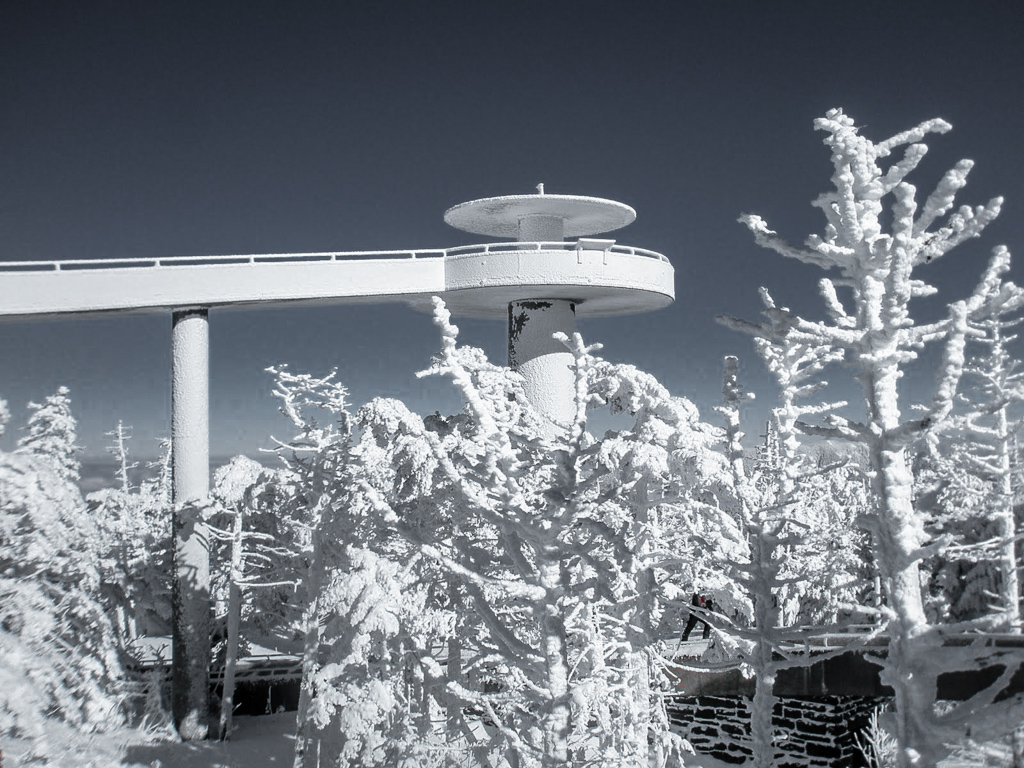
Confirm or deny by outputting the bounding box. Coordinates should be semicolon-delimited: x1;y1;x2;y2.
713;355;782;765
721;289;867;618
789;444;872;626
917;289;1024;631
269;366;461;767
87;424;173;643
206;455;293;740
710;355;867;767
278;298;733;767
1;393;126;754
16;385;80;482
947;298;1024;629
409;300;725;767
265;366;412;768
736;109;1024;765
916;443;998;625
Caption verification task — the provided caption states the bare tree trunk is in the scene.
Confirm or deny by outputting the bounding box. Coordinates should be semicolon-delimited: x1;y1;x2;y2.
1012;723;1024;768
293;529;324;768
445;580;465;767
995;405;1021;630
864;364;934;768
537;559;570;768
218;510;245;740
748;527;780;768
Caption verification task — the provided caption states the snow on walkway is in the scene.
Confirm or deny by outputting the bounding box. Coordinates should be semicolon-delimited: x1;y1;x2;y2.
122;713;295;768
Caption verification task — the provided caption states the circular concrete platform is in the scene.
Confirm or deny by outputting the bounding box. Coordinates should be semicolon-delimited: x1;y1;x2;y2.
444;193;636;239
411;242;674;318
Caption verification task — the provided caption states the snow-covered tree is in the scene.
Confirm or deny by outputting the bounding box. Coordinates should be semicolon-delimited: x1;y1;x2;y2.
109;421;138;493
265;366;390;767
708;355;869;767
915;442;998;625
269;365;464;768
713;355;782;765
204;455;290;740
1;395;126;754
278;298;736;767
406;300;729;767
87;426;173;643
736;109;1024;765
0;397;10;435
16;385;80;482
942;295;1024;629
786;444;871;627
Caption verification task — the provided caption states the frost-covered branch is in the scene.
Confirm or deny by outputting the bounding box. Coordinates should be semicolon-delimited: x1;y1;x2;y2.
734;108;1021;765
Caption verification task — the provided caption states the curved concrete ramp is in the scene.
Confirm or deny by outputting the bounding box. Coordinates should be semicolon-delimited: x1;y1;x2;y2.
0;240;671;319
0;250;446;318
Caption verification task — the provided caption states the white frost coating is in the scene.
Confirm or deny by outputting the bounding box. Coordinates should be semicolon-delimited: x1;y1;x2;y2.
443;192;636;238
439;243;673;318
0;242;673;319
172;309;210;504
518;214;564;241
0;256;446;318
507;299;577;435
0;191;670;322
735;109;1022;767
928;291;1024;632
16;385;81;482
170;308;211;740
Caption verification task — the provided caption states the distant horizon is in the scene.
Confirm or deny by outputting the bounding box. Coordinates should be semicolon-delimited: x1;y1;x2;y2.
76;452;275;495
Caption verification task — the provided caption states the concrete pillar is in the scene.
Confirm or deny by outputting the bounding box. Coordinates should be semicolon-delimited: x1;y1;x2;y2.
170;308;211;740
172;308;210;505
508;299;576;436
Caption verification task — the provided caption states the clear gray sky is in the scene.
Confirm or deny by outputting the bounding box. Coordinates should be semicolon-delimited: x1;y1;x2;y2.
1;2;1022;463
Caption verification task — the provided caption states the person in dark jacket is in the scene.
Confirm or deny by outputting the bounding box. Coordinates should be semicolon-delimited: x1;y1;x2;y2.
681;592;713;641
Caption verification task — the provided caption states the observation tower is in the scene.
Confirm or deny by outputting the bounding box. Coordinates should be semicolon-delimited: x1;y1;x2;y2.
439;184;673;433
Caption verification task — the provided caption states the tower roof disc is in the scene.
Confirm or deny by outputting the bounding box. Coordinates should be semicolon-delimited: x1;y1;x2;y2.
444;194;636;239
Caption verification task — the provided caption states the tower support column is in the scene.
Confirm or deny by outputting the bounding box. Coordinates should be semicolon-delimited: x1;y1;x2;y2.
170;308;211;740
508;299;576;436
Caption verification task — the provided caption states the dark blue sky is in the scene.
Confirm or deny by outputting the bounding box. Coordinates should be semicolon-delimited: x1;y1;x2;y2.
1;2;1022;461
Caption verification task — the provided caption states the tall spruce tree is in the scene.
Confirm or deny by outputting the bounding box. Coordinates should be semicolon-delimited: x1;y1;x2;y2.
1;390;125;754
17;386;80;483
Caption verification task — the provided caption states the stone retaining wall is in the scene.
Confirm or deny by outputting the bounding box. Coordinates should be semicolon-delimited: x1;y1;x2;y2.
668;695;886;766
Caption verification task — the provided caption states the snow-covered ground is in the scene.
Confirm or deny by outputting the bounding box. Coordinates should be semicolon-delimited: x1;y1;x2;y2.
122;713;296;768
0;713;294;768
6;712;735;768
1;709;1016;767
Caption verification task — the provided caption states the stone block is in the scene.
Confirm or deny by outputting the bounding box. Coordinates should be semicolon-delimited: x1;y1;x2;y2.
794;717;830;736
804;740;842;759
